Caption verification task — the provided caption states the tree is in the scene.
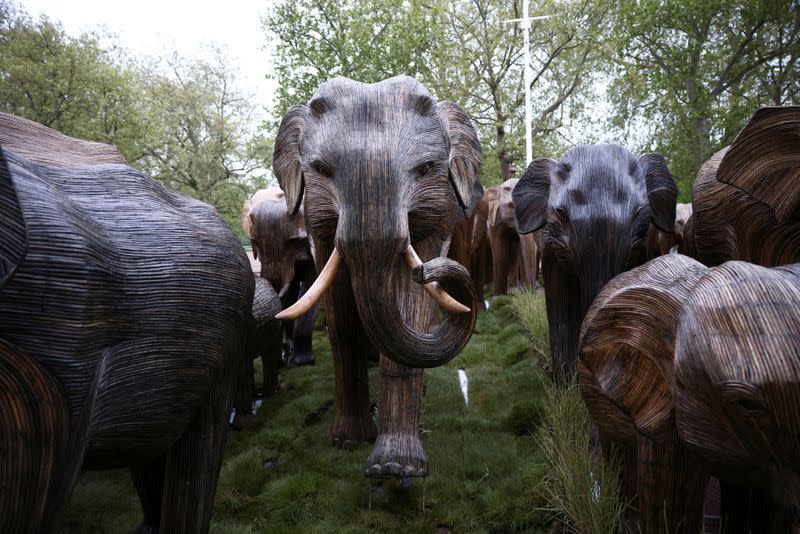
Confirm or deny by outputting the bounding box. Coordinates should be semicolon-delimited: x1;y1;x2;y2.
612;0;800;197
0;1;147;162
432;0;611;185
137;48;266;238
263;0;440;120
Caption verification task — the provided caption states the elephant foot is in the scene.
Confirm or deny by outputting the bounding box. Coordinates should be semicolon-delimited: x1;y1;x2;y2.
330;413;377;447
365;432;428;478
289;350;315;367
138;525;159;534
229;411;256;431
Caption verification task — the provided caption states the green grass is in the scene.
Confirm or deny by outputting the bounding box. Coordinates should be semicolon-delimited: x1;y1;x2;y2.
55;290;621;533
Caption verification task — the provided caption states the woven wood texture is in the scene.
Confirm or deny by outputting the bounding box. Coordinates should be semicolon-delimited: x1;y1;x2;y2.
0;114;253;533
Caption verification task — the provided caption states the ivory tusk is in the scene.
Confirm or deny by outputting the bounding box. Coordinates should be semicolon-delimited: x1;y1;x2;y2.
276;248;341;320
405;245;471;314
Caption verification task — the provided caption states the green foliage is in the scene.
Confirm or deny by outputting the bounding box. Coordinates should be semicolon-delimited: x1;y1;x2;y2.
611;0;800;199
511;288;550;368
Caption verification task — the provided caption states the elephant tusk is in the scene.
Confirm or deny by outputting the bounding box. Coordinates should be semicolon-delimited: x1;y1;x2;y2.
276;248;340;320
405;245;471;314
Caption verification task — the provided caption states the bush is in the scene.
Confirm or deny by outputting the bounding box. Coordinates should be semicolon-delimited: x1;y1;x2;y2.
510;288;550;367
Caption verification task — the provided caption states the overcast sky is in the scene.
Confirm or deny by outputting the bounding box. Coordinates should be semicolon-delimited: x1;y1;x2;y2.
21;0;277;122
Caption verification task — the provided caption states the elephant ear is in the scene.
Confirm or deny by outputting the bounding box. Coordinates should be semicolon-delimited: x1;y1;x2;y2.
717;106;800;225
437;101;483;218
0;146;28;290
273;105;307;215
513;158;555;234
579;254;707;437
640;153;678;233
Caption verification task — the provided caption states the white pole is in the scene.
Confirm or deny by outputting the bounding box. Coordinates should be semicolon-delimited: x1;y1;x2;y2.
522;0;532;165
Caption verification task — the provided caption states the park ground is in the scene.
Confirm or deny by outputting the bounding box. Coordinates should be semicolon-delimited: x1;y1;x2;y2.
55;290;622;533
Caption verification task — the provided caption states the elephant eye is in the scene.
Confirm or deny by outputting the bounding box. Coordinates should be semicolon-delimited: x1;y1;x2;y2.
310;160;332;178
413;161;436;177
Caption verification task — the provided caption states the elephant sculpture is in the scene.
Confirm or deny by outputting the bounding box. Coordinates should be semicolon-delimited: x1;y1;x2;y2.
689;105;800;267
512;144;677;382
0;113;253;533
487;178;540;295
242;186;318;367
579;254;800;532
272;75;481;478
231;276;283;429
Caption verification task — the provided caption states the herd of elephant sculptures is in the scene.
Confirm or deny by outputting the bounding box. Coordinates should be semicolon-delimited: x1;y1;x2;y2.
0;74;797;533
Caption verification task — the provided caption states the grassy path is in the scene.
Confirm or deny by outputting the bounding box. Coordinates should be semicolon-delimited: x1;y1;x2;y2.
56;295;556;533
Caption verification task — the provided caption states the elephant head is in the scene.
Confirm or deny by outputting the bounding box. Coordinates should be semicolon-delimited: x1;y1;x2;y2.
578;253;709;532
242;186;313;299
513;145;678;380
674;261;800;510
271;76;482;368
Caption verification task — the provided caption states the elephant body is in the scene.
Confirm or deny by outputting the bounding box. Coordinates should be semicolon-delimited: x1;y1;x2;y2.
273;76;481;477
0;113;253;533
579;254;800;532
243;186;318;367
487;178;540;295
689;106;800;267
513;145;677;382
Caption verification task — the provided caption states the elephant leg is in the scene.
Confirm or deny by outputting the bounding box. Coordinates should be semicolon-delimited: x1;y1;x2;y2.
519;233;539;287
719;481;793;534
230;355;256;430
636;432;707;534
322;246;378;445
159;364;234;533
365;356;426;478
131;456;166;534
491;228;516;295
259;322;283;397
291;264;319;367
0;339;71;534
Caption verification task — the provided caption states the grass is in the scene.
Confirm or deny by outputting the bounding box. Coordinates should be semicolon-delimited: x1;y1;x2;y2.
54;290;623;533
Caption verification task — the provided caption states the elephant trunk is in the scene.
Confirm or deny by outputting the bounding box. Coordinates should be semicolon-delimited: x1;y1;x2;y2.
344;237;477;368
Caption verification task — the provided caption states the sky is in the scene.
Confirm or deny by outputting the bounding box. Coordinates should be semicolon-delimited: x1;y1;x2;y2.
21;0;277;123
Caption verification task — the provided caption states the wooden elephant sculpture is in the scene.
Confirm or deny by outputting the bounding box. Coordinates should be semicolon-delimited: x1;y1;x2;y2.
580;254;800;532
689;105;800;267
242;186;318;367
231;276;283;429
487;178;540;295
513;145;677;383
0;113;253;533
272;76;481;478
646;202;692;258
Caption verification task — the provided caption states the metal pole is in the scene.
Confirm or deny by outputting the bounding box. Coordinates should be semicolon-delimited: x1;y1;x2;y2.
522;0;532;165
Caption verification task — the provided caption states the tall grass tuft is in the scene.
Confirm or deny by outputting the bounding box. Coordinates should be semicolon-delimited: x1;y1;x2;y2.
510;287;550;367
534;380;627;533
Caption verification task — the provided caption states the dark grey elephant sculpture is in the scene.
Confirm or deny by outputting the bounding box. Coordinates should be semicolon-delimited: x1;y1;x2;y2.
0;113;253;533
272;76;481;478
513;145;677;382
242;186;318;368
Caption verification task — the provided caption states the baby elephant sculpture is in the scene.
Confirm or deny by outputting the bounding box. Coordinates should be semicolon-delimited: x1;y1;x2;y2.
689;105;800;267
579;254;800;533
0;113;253;533
272;76;481;478
242;187;318;367
513;144;677;382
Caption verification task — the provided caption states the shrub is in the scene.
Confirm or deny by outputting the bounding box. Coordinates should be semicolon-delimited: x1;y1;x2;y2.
510;288;550;367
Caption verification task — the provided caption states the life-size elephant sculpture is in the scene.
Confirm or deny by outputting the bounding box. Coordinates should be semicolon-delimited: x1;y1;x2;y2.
580;254;800;533
487;178;540;295
242;186;318;367
0;113;253;533
272;76;481;478
231;276;283;429
689;106;800;267
513;144;677;382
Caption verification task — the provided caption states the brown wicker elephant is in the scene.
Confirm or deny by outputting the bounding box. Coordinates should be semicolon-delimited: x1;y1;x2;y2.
272;76;481;478
487;178;540;295
0;113;254;533
242;186;318;368
579;254;800;533
513;145;678;383
689;106;800;267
